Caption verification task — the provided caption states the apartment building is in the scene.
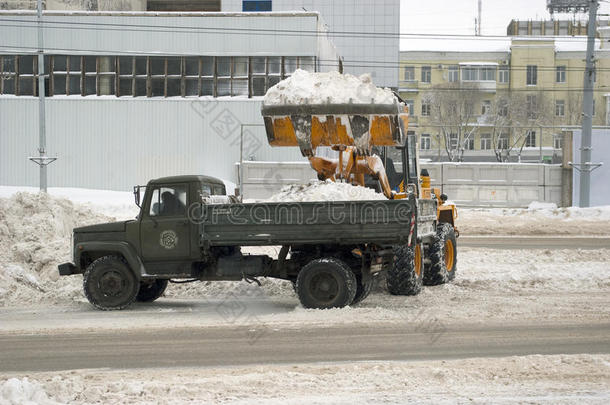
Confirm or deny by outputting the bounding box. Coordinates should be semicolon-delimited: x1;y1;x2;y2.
400;28;610;162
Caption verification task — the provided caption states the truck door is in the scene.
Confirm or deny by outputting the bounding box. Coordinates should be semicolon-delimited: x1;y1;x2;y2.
140;183;191;265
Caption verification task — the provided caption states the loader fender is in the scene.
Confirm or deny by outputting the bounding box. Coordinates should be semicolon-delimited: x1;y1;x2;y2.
76;241;147;280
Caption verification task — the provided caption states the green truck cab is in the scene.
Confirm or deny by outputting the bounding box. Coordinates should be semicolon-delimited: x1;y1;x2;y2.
59;174;438;310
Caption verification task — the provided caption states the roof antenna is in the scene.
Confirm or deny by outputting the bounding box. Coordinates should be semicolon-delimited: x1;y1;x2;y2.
475;0;482;36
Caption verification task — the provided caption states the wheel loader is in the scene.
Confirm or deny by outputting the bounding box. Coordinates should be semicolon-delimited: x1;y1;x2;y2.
262;95;458;292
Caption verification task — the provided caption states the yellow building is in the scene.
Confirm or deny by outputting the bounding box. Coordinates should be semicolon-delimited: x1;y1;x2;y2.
399;27;610;162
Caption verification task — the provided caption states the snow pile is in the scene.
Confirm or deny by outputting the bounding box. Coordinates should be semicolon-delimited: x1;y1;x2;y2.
268;180;386;202
263;69;396;105
0;192;113;306
0;378;61;405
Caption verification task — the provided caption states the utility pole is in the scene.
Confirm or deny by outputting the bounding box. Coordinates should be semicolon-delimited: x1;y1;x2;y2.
548;0;602;207
477;0;482;36
29;0;56;193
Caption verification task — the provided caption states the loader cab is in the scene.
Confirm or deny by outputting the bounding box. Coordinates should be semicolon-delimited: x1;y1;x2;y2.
379;132;420;197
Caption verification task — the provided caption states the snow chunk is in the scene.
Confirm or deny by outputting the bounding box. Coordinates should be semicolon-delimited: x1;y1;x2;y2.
528;201;558;211
268;180;386;202
263;69;396;105
0;378;61;405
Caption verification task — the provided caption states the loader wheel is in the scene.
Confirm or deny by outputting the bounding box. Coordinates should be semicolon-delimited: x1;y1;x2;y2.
424;223;457;286
136;279;168;303
386;243;423;295
83;255;139;310
296;258;357;309
351;276;373;305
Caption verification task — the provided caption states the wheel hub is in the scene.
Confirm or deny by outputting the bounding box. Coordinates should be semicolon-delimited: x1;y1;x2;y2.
99;270;126;297
310;273;339;303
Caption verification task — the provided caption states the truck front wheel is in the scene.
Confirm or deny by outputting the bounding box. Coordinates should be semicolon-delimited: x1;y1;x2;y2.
136;279;168;303
296;258;357;309
386;243;424;295
83;255;139;310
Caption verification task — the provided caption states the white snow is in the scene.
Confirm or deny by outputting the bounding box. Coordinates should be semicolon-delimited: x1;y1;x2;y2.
263;69;396;105
1;355;608;405
0;378;60;405
268;180;386;202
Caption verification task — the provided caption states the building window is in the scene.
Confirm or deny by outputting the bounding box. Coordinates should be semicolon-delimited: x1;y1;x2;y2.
420;134;431;150
464;137;475;150
559;21;569;35
404;66;415;81
0;55;16;95
498;66;509;83
242;1;272;11
421;66;431;83
481;100;491;115
480;133;491;150
518;21;528;35
1;54;314;98
498;133;509;149
448;65;458;82
531;22;542;36
526;65;537;85
553;134;563;150
525;130;536;147
526;94;538;119
555;100;565;117
448;133;458;149
405;99;415;116
461;65;496;81
498;100;508;117
556;66;566;83
421;102;431;116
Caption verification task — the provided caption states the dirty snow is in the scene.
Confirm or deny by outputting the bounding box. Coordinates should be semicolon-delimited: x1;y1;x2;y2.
263;69;396;105
1;355;608;405
0;378;61;405
268;180;386;202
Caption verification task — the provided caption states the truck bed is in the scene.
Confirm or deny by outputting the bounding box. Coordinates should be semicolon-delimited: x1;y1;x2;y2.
198;198;422;247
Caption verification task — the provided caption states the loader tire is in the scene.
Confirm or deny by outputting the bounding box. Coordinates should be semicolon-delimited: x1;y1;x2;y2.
424;223;457;286
136;279;168;303
296;258;357;309
386;243;423;296
351;276;373;305
83;255;139;310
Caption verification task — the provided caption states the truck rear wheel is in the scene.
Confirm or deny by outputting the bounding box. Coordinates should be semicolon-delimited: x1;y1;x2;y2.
83;255;139;310
136;279;168;303
386;243;423;295
296;258;357;309
351;276;373;305
424;223;457;286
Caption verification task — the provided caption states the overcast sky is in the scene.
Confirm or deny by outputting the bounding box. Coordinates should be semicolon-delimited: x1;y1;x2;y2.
400;0;610;46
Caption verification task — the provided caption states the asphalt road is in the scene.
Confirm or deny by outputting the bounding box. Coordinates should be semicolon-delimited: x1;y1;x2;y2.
459;236;610;249
1;322;608;373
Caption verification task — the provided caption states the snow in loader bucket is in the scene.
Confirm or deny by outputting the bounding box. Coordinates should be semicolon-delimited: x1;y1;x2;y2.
261;102;408;156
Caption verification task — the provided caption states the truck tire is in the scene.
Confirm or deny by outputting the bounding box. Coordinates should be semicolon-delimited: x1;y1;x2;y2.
424;223;457;286
351;276;373;305
296;258;357;309
386;243;423;295
136;279;168;303
83;255;139;310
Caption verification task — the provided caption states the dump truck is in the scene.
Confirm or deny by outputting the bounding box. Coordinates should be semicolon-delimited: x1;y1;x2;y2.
58;92;457;310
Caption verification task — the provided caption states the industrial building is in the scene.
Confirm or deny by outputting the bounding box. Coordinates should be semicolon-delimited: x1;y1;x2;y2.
0;10;340;191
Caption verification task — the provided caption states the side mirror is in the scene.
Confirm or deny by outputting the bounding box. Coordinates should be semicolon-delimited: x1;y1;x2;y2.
133;186;142;208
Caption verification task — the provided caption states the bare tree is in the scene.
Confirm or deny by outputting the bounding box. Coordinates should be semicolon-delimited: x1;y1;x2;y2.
482;91;553;162
424;83;480;162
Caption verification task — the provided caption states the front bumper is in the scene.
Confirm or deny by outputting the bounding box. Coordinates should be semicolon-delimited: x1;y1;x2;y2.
58;262;79;276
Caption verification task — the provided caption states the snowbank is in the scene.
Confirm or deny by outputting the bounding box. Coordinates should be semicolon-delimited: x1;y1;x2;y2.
263;69;396;105
268;180;385;202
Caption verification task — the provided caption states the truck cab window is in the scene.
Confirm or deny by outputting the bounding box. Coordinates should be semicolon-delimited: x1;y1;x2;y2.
149;185;187;217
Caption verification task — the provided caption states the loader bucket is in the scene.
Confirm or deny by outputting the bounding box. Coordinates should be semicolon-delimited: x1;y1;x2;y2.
262;103;409;157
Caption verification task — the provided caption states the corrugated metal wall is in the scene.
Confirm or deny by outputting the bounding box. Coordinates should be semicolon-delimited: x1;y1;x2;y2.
0;97;304;190
0;13;319;56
